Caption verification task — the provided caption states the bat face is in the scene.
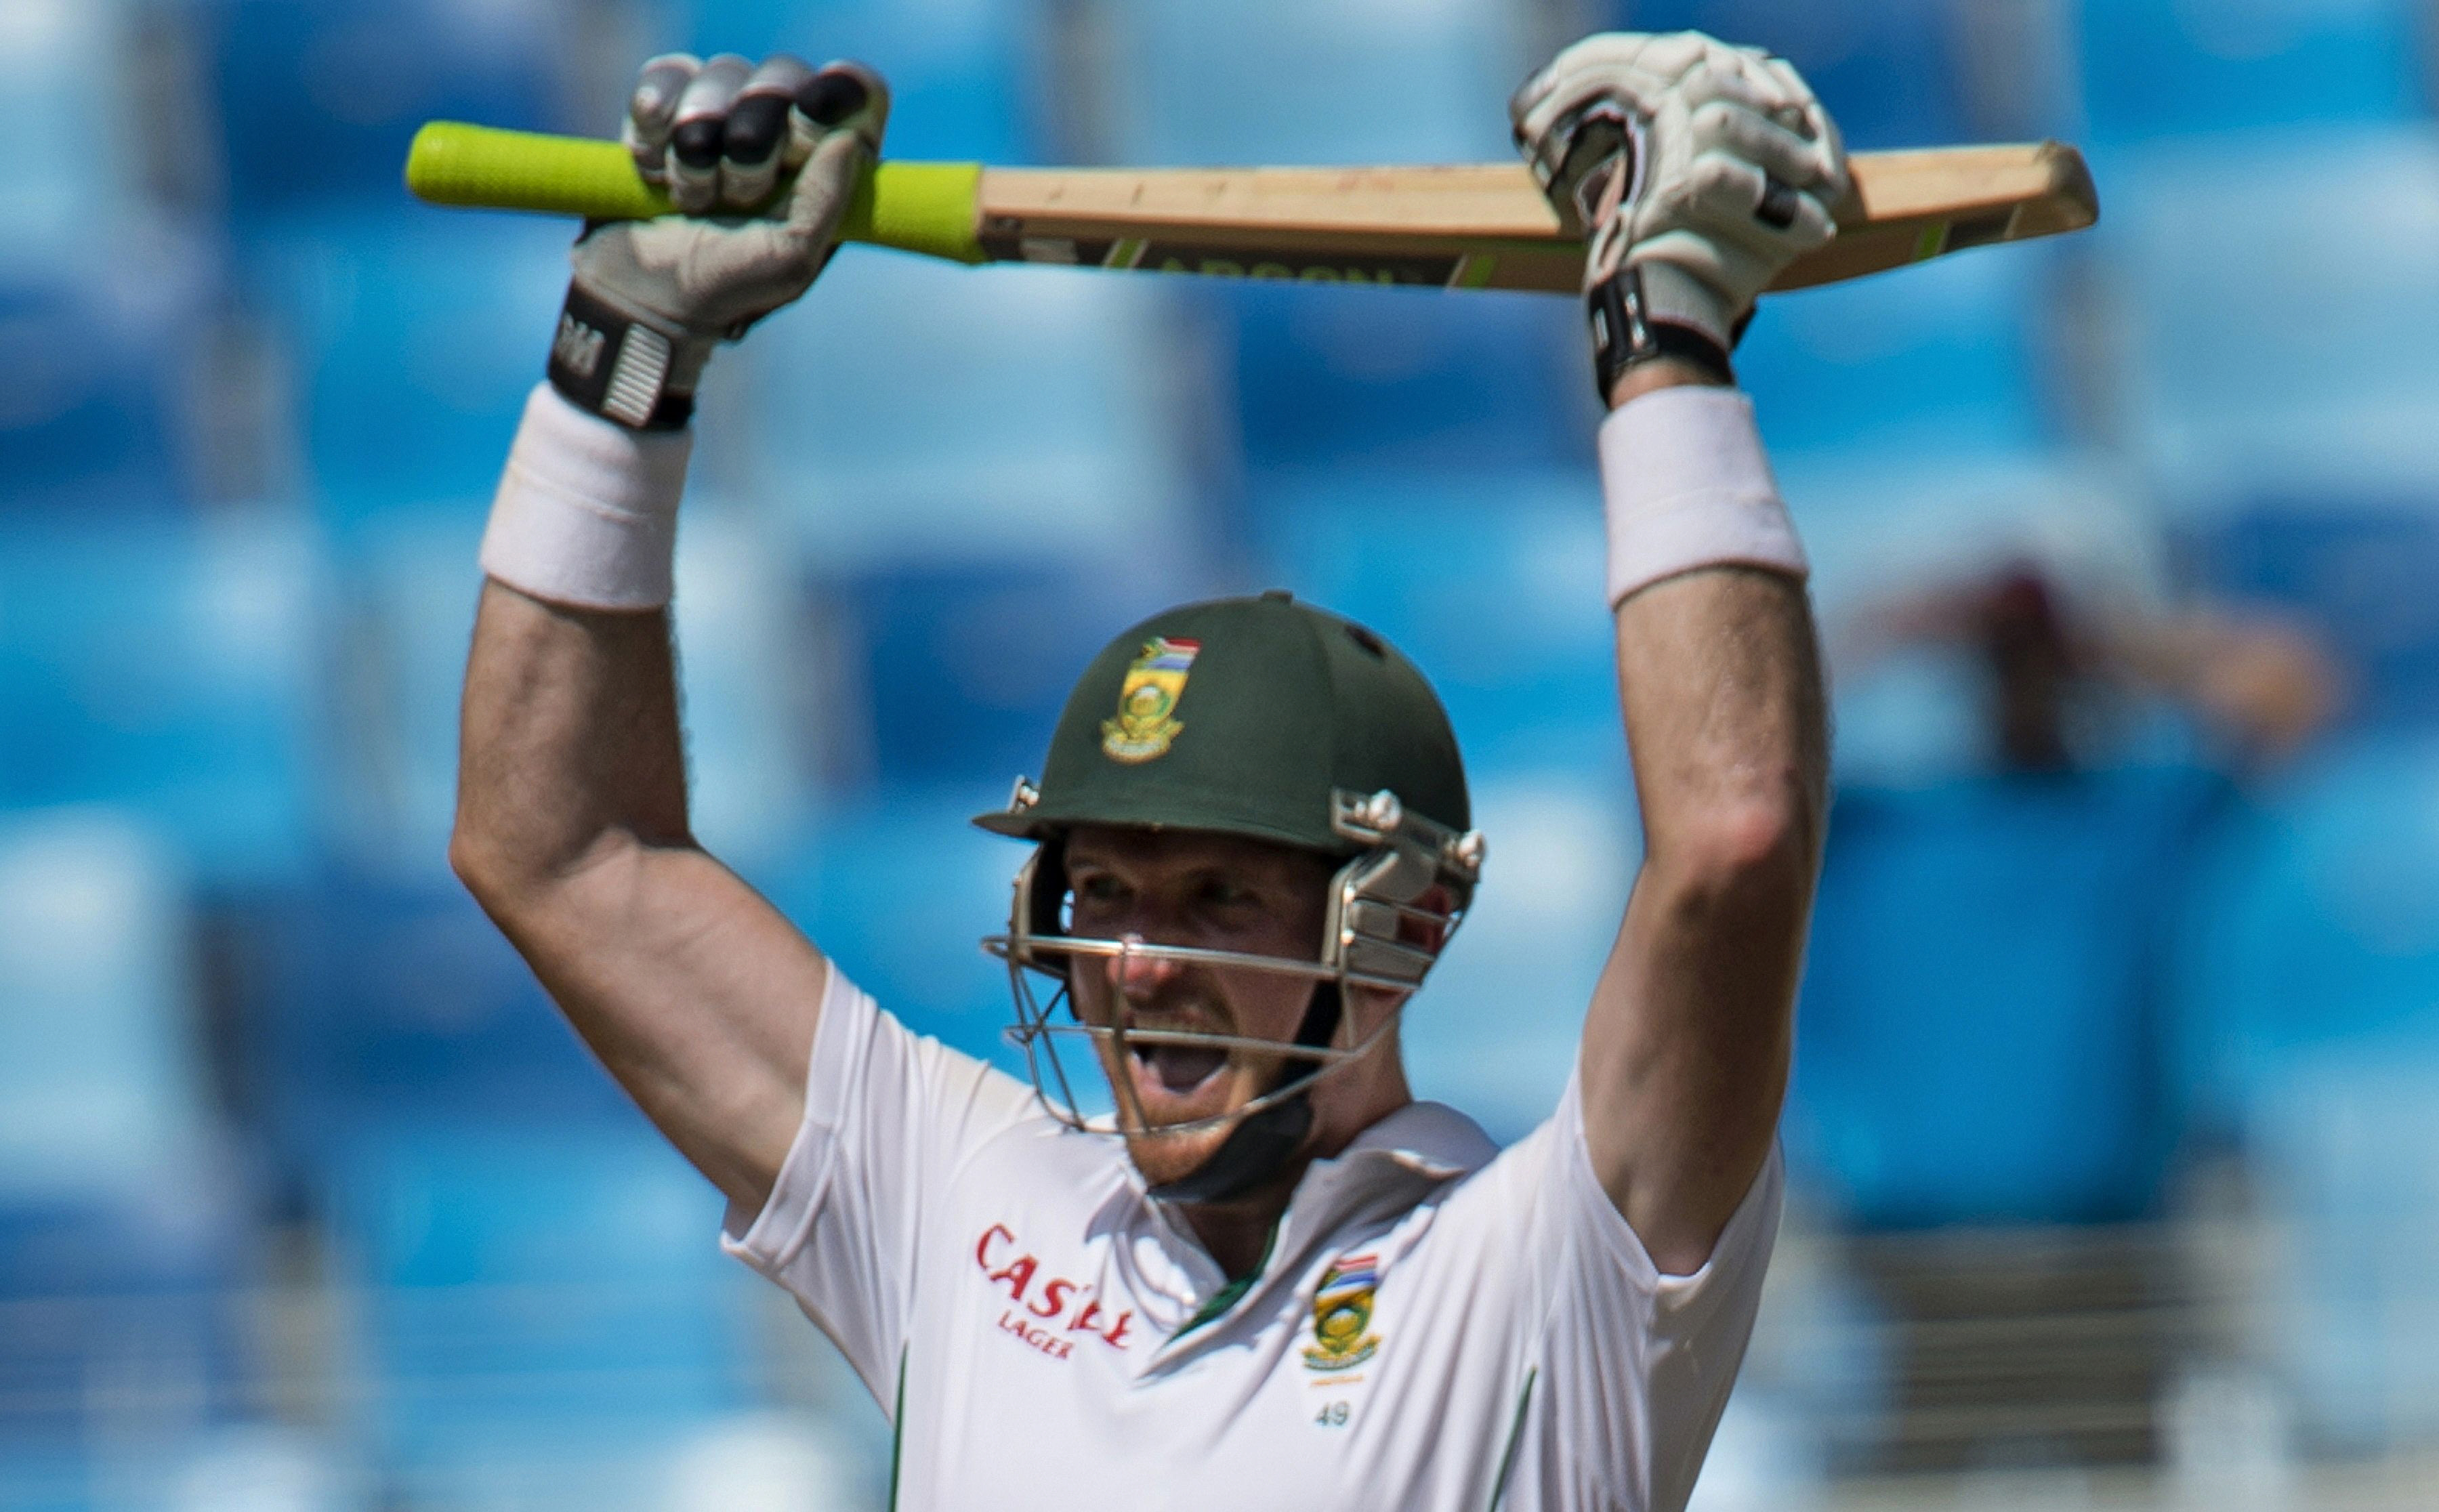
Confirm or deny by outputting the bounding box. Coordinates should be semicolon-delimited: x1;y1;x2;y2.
962;148;2094;295
973;225;1522;290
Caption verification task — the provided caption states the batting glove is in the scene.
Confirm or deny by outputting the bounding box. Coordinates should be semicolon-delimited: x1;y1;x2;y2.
1510;32;1846;396
546;53;888;429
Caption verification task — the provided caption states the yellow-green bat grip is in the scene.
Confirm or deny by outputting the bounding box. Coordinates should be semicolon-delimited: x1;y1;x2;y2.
404;121;987;267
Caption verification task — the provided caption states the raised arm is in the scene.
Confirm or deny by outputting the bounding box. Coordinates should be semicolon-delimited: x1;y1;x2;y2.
1511;33;1841;1273
450;55;888;1213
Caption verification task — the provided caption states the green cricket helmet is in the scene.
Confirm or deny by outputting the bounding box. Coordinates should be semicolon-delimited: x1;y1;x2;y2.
975;591;1487;1202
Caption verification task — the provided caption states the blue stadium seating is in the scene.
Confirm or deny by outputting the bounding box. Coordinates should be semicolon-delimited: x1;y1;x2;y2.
0;810;257;1498
0;1199;257;1510
2178;504;2439;730
320;1120;753;1499
1608;0;1978;149
0;521;322;887
2102;129;2439;507
242;870;633;1198
736;251;1198;573
687;0;1041;164
2077;0;2430;143
247;211;567;531
2247;1055;2439;1449
0;257;211;516
205;0;587;218
2166;733;2439;1133
0;811;220;1201
1224;285;1589;480
1102;0;1522;166
1788;766;2228;1227
1397;774;1640;1142
1738;245;2066;461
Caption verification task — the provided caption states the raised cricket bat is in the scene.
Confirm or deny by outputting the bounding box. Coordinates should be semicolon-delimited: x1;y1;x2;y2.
404;122;2097;295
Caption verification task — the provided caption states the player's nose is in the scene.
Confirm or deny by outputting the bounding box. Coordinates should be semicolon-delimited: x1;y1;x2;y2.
1109;932;1184;1001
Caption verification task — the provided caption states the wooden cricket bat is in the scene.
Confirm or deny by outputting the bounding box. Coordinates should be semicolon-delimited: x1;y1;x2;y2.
404;123;2098;295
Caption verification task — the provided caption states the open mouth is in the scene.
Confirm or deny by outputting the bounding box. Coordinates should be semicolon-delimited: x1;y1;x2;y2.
1129;1040;1230;1098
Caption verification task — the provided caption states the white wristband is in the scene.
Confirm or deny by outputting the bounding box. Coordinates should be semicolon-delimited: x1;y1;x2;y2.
478;383;694;610
1596;384;1806;608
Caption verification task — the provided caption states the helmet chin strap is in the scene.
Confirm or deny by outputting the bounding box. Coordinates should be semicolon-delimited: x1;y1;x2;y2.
1144;982;1344;1205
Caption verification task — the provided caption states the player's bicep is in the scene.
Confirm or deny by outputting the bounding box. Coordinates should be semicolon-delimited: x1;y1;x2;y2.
482;837;826;1212
1578;903;1796;1275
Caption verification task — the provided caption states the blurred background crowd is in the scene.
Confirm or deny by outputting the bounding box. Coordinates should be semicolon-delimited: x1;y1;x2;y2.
4;0;2439;1507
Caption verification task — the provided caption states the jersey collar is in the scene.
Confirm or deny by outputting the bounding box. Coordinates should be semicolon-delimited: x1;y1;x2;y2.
1141;1100;1497;1363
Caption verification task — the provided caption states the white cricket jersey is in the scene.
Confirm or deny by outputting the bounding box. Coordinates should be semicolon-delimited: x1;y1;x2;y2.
722;966;1782;1511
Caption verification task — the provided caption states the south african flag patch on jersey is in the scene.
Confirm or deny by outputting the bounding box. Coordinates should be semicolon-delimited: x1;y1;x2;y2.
1302;1254;1381;1372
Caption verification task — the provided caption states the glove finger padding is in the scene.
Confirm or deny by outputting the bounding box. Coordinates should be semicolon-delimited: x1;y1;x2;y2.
623;54;699;181
667;54;751;213
1682;97;1837;203
720;55;814;209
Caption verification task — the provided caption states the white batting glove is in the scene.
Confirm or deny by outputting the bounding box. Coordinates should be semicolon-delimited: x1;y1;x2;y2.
1510;33;1846;392
546;53;888;429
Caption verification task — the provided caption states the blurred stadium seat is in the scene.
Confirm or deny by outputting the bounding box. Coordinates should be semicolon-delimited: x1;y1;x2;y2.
2167;732;2439;1133
2102;127;2439;507
1610;0;1976;149
0;526;322;887
1788;767;2226;1227
2178;503;2439;730
321;1121;755;1505
205;0;589;219
0;249;217;516
0;812;257;1503
320;505;820;868
1400;775;1639;1141
6;0;123;226
0;810;222;1205
2077;0;2432;143
240;868;631;1198
1224;285;1589;479
690;0;1042;163
1094;0;1524;166
1740;246;2069;462
247;212;569;530
2249;1054;2439;1451
735;253;1200;574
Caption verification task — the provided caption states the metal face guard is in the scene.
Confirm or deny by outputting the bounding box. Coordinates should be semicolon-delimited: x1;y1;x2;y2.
981;787;1486;1146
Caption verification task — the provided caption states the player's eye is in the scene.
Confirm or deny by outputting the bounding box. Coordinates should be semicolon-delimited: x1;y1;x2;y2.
1196;877;1257;910
1073;873;1126;906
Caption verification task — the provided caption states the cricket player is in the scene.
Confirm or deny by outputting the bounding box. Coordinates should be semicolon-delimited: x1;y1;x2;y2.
453;32;1837;1511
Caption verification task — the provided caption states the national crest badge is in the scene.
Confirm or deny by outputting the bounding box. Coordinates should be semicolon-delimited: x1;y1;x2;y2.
1301;1254;1381;1372
1100;637;1201;763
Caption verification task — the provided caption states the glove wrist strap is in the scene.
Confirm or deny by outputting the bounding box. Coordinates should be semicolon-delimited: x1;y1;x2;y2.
1587;265;1734;400
547;282;701;432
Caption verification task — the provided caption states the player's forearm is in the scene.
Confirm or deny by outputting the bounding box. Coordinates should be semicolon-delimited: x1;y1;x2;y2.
452;581;693;902
1613;565;1826;937
1606;373;1828;877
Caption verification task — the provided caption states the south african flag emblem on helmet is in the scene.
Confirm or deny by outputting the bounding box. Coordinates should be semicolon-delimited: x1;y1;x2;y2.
1100;637;1201;763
